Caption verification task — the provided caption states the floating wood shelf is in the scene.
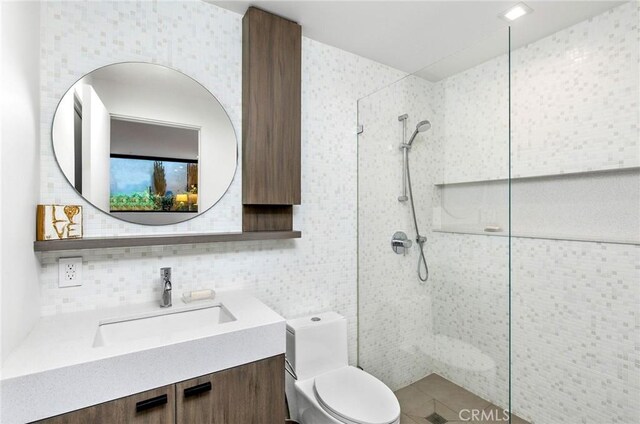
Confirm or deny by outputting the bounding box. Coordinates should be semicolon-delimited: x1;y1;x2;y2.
33;231;302;252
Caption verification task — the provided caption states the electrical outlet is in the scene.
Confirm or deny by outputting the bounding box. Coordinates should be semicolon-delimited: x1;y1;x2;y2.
58;257;82;288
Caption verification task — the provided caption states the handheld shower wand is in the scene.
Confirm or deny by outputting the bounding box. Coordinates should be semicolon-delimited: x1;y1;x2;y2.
398;115;431;282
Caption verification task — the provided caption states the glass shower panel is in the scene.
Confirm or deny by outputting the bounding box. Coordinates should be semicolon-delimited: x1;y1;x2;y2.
357;28;513;423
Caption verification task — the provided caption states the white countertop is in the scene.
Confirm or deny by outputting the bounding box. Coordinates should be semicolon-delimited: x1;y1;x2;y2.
0;290;286;423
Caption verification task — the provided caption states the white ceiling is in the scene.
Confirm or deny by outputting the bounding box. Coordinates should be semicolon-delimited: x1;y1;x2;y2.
209;0;625;80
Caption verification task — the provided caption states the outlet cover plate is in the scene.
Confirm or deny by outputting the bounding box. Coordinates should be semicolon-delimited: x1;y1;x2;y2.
58;257;82;288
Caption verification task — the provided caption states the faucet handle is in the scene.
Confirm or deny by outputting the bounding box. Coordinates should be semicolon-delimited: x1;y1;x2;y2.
160;267;171;281
160;267;172;308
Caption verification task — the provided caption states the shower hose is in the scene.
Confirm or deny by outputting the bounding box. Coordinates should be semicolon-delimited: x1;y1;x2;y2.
405;151;429;282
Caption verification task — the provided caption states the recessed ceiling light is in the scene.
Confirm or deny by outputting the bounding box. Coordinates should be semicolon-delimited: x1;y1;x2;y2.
499;2;533;22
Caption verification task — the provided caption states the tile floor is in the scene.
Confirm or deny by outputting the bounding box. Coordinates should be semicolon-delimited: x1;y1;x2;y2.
395;374;530;424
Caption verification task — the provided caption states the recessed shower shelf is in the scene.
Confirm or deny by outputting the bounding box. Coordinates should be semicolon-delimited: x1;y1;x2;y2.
33;230;302;252
433;166;639;245
433;166;640;186
433;226;639;246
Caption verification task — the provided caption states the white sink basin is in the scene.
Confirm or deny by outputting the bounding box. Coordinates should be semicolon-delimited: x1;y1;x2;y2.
93;304;236;347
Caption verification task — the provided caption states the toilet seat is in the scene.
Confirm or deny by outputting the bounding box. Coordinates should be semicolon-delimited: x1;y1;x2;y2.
313;366;400;424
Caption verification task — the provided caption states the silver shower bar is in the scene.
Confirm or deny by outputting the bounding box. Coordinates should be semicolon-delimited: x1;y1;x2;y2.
398;114;409;202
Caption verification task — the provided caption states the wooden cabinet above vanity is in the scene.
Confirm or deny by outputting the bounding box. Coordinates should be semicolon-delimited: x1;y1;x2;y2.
242;7;302;231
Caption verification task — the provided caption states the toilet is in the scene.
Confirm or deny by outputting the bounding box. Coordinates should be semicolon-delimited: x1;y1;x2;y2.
285;312;401;424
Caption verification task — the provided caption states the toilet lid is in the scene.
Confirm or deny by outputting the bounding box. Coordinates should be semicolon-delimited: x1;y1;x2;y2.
313;366;400;424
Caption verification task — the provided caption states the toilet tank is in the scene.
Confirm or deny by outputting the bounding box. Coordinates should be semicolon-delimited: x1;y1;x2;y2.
286;312;348;381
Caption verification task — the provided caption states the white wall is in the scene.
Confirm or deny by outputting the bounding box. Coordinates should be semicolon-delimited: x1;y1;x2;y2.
110;119;199;160
0;0;3;366
51;91;76;185
0;1;41;360
82;84;111;211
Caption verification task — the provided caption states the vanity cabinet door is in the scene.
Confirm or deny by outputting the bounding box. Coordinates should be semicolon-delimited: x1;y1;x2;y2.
176;354;285;424
33;385;175;424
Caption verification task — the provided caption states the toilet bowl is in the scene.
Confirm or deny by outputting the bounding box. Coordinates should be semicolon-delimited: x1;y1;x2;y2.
285;312;400;424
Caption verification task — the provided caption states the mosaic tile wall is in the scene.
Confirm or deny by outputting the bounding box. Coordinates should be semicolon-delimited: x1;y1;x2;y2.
512;238;639;424
511;2;640;178
358;2;639;423
37;0;405;367
438;2;639;184
438;55;509;183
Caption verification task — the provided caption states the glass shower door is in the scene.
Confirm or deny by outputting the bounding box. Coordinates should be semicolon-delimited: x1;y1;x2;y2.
357;27;514;423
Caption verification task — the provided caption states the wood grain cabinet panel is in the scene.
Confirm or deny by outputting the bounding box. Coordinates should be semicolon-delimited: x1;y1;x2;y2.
242;7;301;206
176;355;285;424
242;205;293;232
33;385;175;424
32;356;285;424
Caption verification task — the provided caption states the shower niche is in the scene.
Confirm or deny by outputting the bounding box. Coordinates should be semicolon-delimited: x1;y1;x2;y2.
433;167;639;245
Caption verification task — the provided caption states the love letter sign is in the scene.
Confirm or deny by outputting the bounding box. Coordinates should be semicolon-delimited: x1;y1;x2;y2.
36;205;83;241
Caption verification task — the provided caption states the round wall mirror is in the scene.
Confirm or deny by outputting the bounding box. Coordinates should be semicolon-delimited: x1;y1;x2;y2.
52;62;237;225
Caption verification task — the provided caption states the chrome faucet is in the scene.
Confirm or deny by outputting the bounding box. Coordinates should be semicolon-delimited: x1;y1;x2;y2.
160;267;172;308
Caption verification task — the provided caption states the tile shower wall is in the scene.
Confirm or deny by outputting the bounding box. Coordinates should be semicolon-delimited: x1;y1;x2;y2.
438;55;509;183
510;2;639;178
37;0;404;366
437;4;639;422
439;2;639;184
358;2;639;423
512;239;639;424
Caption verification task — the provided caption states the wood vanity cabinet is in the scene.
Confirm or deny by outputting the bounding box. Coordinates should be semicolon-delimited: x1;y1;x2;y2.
33;385;175;424
176;354;285;424
32;355;285;424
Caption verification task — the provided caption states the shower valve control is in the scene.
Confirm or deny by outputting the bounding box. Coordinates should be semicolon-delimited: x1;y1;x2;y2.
391;231;412;255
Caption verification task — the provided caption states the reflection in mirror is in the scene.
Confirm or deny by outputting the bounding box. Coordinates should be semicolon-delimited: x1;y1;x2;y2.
52;62;237;225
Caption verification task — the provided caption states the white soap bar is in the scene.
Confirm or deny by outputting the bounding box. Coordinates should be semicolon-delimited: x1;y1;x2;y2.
484;225;503;232
182;289;215;303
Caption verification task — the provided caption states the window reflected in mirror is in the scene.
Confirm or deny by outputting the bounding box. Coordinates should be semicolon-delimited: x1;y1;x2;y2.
52;62;237;226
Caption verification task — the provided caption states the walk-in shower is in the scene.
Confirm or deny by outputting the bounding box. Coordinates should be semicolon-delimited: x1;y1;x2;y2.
358;4;639;423
357;24;512;424
398;115;431;282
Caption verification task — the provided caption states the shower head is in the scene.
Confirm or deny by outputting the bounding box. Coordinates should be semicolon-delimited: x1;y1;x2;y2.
416;120;431;132
406;120;431;146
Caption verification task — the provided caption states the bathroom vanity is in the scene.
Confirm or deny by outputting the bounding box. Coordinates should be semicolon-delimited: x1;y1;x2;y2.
33;355;283;423
0;292;286;423
1;5;300;423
